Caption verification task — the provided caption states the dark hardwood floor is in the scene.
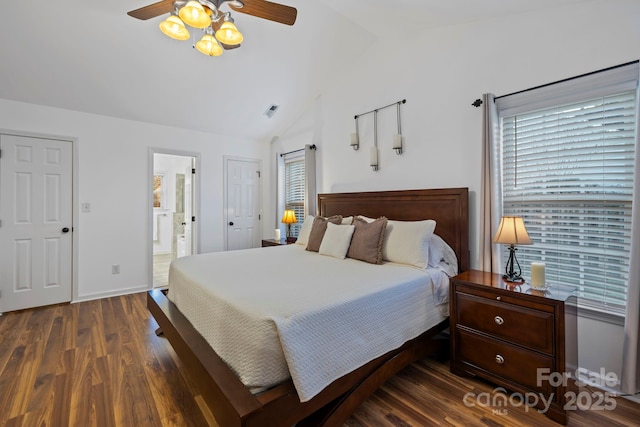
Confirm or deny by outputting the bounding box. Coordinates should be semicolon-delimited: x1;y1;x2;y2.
1;292;638;426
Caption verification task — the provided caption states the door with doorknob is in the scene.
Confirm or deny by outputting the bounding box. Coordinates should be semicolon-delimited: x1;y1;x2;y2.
225;158;261;251
0;134;73;313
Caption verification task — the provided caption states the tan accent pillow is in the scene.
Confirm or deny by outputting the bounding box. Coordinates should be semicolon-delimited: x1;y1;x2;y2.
306;215;343;252
347;217;388;264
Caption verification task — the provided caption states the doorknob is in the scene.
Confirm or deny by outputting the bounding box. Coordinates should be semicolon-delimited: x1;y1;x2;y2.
62;227;70;233
229;222;234;226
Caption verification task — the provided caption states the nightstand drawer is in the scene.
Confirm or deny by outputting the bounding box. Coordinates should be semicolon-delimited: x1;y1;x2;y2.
455;327;553;394
456;291;554;354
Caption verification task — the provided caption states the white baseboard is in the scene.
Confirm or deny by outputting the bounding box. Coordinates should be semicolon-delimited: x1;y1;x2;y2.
73;285;151;303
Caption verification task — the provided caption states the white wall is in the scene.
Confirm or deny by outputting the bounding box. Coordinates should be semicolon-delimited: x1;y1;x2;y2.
270;0;640;390
0;98;264;301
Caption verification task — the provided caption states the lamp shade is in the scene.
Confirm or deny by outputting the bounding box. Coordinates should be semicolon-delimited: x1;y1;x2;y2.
159;15;190;40
281;210;297;225
196;34;223;56
215;21;243;45
179;1;212;29
493;216;532;245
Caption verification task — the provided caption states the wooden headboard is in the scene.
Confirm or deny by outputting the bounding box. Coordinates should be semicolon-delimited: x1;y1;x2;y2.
318;188;469;272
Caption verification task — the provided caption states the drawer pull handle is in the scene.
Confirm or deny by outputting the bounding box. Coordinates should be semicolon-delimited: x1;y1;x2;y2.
495;354;505;364
494;316;504;325
496;296;501;301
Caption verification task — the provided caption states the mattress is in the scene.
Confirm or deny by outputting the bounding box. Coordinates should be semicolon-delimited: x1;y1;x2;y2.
167;244;449;402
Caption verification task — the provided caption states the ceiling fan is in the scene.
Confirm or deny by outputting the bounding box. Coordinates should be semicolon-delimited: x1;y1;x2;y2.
128;0;297;56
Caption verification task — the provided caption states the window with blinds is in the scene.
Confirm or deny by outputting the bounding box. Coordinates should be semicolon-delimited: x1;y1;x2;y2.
285;157;305;237
500;90;637;314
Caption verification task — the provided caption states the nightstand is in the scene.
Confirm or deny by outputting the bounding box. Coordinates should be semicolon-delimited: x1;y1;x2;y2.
261;238;293;247
450;270;577;424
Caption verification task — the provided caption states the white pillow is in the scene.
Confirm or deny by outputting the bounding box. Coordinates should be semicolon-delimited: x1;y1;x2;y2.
356;215;375;223
296;215;315;246
428;234;459;276
341;216;354;225
382;219;436;268
319;223;355;259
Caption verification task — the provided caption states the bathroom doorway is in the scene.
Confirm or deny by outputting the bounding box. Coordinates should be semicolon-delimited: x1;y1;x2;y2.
151;151;199;288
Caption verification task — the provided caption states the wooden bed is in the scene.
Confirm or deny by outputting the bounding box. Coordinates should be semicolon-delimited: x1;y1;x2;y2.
148;187;469;426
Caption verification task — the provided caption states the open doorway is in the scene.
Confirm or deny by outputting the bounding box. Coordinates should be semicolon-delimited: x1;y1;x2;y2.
151;151;198;288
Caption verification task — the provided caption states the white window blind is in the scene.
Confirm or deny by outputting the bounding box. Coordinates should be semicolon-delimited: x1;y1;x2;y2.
285;156;305;237
499;88;637;314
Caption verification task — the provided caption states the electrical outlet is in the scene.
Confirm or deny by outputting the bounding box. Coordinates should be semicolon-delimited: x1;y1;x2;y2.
112;264;120;274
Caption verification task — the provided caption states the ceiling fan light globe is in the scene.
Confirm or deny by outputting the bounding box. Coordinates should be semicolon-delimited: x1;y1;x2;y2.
159;15;190;40
179;1;212;29
196;34;223;56
215;21;243;45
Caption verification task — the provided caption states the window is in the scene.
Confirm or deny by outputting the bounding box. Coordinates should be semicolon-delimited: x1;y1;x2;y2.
284;155;305;237
496;62;638;314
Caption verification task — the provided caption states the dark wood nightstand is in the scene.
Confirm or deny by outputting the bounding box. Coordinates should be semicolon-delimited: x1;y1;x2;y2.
261;238;294;247
450;270;577;424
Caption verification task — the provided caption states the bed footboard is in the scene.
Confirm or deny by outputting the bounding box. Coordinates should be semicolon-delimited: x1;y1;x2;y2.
148;289;448;426
147;289;262;426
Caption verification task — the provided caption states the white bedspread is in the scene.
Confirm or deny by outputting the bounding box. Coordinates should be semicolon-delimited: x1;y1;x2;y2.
167;244;448;402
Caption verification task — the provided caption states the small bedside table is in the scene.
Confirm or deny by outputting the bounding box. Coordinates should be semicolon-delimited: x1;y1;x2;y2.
449;270;577;425
261;238;294;247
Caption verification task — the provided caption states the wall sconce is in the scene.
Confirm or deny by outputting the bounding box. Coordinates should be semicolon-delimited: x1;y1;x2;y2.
370;147;378;171
350;116;359;151
393;134;403;155
352;99;406;170
393;101;404;154
370;110;379;171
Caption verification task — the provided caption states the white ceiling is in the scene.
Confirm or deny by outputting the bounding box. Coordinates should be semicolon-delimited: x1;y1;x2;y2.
0;0;587;140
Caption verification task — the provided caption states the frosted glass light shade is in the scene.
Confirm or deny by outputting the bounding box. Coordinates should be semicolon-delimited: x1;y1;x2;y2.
159;15;190;41
179;1;212;29
393;134;403;149
215;21;243;45
350;133;359;147
370;146;378;166
196;34;223;56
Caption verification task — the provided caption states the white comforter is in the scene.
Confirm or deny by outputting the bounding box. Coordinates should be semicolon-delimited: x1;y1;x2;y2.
167;244;448;402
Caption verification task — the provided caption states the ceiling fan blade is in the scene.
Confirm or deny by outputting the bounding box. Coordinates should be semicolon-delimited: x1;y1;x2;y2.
128;0;175;20
229;0;297;26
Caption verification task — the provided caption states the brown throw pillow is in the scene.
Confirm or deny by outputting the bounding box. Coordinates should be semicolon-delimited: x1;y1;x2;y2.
347;216;388;264
306;215;343;252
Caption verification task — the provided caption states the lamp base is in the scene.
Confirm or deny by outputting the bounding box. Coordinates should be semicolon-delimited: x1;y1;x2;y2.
503;245;524;283
503;274;525;283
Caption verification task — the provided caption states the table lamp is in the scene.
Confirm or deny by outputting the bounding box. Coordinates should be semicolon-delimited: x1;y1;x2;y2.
493;216;532;282
281;210;298;243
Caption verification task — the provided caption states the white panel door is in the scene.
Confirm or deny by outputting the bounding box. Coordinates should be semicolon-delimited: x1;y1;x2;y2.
0;134;73;312
226;159;261;251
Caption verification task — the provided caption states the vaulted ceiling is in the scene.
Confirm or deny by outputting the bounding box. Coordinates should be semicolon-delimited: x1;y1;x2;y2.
0;0;587;140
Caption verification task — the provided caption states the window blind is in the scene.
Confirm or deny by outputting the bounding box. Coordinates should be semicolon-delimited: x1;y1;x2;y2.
285;157;305;237
500;90;637;314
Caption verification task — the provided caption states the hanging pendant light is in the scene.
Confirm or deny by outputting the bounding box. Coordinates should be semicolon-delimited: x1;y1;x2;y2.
159;14;190;40
196;33;223;56
215;17;243;45
179;1;212;29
